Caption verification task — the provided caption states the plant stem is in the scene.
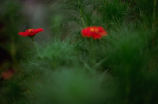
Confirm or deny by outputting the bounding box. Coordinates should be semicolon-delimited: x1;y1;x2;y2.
78;0;86;28
31;38;41;58
90;38;96;64
80;9;86;28
11;35;16;68
152;0;156;31
10;11;17;69
152;0;156;46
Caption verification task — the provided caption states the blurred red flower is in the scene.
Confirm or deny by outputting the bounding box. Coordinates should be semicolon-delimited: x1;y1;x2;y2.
81;26;107;39
19;28;44;37
1;68;15;80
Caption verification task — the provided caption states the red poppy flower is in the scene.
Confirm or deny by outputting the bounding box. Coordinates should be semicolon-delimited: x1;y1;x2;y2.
81;26;107;39
19;28;44;37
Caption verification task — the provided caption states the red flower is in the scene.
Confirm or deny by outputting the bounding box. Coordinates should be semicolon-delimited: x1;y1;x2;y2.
19;28;44;37
81;26;107;39
1;68;15;80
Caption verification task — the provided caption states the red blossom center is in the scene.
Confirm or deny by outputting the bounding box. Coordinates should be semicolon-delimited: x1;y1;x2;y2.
28;29;33;32
90;28;94;32
90;27;99;33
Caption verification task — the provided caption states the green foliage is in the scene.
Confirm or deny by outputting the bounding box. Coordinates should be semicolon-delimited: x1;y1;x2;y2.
22;38;78;73
0;0;27;104
16;68;117;104
16;0;158;103
1;0;158;104
0;0;27;64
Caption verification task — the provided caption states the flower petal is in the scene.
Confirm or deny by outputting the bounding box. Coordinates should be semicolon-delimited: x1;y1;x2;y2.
19;28;44;37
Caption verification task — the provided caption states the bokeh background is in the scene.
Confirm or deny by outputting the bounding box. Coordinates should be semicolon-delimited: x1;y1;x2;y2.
0;0;66;103
0;0;158;104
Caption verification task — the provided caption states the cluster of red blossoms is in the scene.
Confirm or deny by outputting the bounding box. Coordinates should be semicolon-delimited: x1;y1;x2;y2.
81;26;107;39
19;28;44;37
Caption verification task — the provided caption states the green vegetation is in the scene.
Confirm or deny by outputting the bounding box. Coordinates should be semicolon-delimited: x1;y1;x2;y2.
0;0;158;104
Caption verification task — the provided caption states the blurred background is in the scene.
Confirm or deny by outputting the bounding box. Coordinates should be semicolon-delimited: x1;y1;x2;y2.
0;0;158;104
0;0;71;71
0;0;68;103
